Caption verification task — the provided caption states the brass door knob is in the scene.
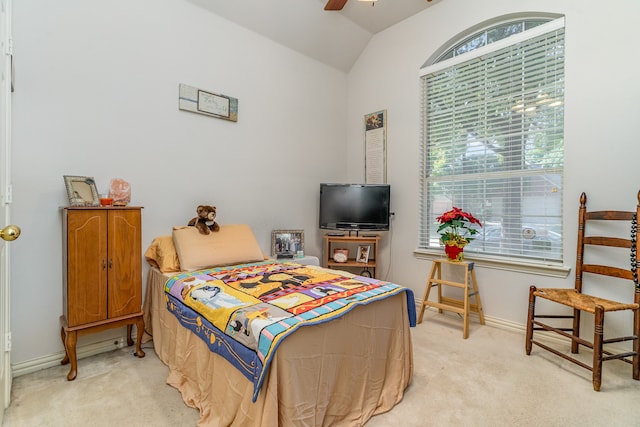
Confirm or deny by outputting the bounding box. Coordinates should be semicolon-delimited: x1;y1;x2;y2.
0;225;21;241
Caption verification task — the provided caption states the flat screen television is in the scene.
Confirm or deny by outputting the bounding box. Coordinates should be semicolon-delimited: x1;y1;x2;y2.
319;183;391;231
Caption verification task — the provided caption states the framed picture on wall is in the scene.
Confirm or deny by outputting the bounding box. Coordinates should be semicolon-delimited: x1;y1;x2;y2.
271;229;304;258
364;109;387;184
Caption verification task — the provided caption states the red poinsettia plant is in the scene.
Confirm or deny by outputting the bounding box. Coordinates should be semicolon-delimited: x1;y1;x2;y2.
436;207;482;245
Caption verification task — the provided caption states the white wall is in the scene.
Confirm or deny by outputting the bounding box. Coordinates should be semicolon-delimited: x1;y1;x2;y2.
10;0;348;364
348;0;640;332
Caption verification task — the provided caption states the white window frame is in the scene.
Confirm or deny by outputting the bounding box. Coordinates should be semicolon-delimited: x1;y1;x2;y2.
416;17;570;277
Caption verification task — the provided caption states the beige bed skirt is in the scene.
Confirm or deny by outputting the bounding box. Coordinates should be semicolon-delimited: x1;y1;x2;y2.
143;267;414;427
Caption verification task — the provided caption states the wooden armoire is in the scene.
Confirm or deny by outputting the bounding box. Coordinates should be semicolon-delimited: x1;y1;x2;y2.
60;206;145;380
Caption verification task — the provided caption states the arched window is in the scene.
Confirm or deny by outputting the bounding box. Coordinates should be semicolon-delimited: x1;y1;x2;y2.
418;16;565;263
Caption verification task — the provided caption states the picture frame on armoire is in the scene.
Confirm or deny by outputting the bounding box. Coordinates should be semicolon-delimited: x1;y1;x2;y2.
63;175;100;207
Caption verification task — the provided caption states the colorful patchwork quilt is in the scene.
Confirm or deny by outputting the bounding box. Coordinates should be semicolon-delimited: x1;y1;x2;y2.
164;260;416;401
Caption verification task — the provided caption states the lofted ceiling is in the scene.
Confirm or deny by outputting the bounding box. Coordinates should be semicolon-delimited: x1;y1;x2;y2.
188;0;440;72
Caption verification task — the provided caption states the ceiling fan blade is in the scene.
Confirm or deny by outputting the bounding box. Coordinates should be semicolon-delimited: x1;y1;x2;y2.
324;0;348;11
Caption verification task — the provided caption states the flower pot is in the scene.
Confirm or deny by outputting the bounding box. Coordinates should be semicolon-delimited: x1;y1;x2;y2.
444;240;467;262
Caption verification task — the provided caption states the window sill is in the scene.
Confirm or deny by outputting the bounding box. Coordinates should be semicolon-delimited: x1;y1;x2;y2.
414;248;571;278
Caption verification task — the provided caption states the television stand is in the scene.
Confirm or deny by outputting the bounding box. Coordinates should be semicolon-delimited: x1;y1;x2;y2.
333;230;371;237
323;234;380;278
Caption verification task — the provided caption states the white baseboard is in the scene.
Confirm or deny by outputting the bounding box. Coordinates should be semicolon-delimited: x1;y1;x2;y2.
11;336;126;378
415;296;523;330
417;302;526;334
414;300;626;352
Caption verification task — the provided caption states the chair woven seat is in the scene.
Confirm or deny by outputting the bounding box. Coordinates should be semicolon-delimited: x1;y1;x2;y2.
525;191;640;391
534;288;639;313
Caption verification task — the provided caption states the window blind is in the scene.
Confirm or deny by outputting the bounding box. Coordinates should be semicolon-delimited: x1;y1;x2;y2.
418;18;565;262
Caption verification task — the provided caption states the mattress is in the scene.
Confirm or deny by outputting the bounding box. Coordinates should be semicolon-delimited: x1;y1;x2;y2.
143;265;414;426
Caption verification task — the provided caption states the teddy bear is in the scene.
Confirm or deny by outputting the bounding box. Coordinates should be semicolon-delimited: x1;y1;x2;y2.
188;205;220;235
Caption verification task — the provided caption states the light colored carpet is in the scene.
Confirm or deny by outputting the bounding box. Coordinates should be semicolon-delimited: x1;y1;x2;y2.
2;342;199;427
3;312;640;426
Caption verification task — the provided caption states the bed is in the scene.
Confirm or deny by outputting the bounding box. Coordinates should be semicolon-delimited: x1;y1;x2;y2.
143;224;415;427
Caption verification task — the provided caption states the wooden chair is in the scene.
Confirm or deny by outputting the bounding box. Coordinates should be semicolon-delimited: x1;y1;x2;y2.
525;191;640;391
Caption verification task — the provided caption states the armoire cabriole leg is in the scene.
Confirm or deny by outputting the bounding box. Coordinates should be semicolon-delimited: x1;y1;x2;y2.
134;316;146;358
127;324;134;346
60;327;69;365
64;330;78;381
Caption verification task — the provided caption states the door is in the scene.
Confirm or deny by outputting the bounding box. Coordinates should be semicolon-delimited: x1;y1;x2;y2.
0;0;15;420
65;210;108;326
107;209;142;318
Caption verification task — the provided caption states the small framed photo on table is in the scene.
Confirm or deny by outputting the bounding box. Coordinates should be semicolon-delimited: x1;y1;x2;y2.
272;229;304;258
356;245;370;263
